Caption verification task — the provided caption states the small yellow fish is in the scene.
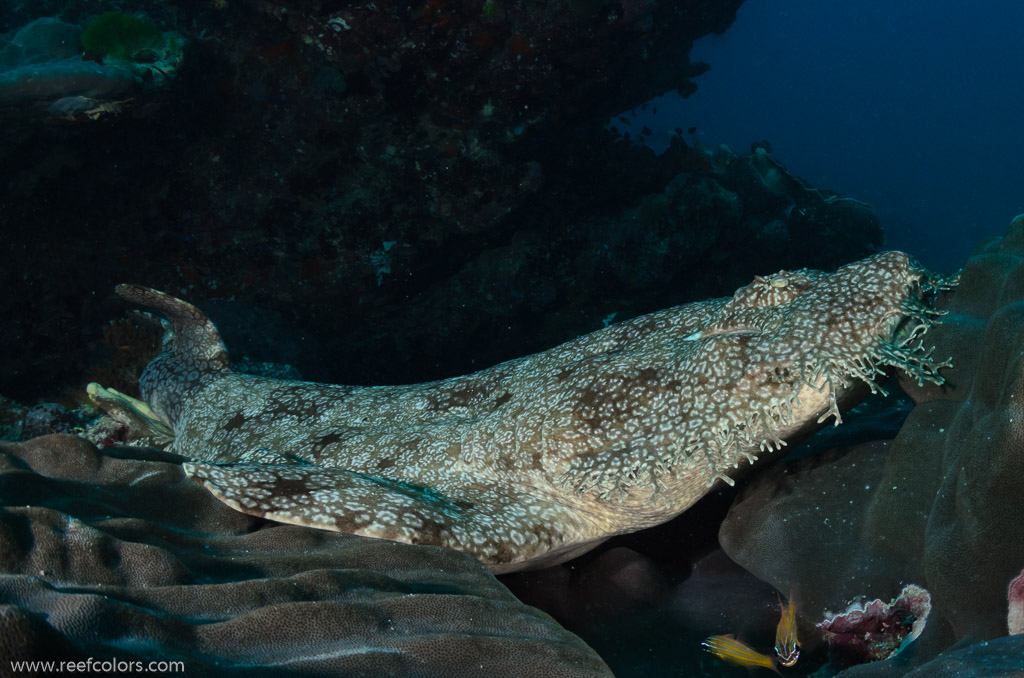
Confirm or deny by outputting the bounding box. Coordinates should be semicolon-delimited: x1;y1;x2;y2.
701;634;778;671
775;594;800;667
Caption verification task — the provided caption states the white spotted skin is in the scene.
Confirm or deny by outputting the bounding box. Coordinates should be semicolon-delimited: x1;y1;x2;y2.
114;251;953;572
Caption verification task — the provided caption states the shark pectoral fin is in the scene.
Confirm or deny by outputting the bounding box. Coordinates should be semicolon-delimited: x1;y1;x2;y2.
87;382;175;444
182;461;595;572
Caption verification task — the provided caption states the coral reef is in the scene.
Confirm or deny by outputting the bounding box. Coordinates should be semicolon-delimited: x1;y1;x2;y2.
839;635;1024;678
0;434;613;677
80;12;165;62
0;395;28;440
0;16;80;65
19;401;88;438
0;18;136;106
716;215;1024;674
0;14;183;119
1;0;995;673
906;636;1024;678
0;0;887;410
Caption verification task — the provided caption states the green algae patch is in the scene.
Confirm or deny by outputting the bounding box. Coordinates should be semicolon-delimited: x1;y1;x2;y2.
81;12;165;63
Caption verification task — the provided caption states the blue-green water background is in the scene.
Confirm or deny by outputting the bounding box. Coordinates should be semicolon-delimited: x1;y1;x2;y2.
634;0;1024;273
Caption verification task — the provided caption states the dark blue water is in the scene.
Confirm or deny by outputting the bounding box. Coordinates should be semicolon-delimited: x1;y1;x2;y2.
635;1;1024;273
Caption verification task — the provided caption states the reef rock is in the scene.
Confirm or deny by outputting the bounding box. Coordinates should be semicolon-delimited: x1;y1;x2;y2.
836;634;1024;678
0;15;184;119
1;1;888;418
0;434;612;677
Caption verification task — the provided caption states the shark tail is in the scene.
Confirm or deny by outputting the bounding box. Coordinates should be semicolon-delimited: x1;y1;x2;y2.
115;284;230;372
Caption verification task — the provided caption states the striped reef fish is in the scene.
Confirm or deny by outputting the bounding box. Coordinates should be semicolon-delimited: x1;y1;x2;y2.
701;634;779;672
775;594;800;667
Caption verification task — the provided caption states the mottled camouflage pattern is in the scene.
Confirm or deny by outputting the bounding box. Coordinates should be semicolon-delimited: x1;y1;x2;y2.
111;251;952;572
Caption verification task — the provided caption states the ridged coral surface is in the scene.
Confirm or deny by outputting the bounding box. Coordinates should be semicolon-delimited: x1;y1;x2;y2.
0;434;613;677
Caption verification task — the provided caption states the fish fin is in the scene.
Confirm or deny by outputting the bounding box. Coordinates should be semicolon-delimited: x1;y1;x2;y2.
777;589;798;615
116;284;229;371
183;461;596;572
86;382;174;444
